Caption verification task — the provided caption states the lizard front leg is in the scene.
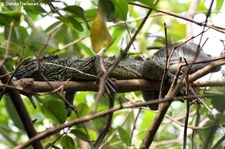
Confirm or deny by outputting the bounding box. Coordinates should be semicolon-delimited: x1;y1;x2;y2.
94;56;117;96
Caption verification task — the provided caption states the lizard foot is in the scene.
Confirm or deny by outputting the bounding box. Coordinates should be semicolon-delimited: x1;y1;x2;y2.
105;78;117;97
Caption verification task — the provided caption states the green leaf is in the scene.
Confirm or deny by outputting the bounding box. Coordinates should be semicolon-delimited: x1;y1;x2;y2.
71;128;97;142
106;26;125;55
139;110;155;139
60;135;75;149
117;127;130;146
138;0;157;10
15;26;29;45
76;103;90;116
0;41;24;57
74;92;87;105
99;0;115;21
24;5;46;14
63;5;85;20
77;42;95;56
216;0;224;12
41;99;67;124
85;9;97;21
63;5;91;31
57;16;83;31
4;96;24;131
112;0;128;21
0;11;21;26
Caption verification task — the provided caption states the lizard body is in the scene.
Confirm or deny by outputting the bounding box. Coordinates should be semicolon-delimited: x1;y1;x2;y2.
15;56;164;81
15;42;217;112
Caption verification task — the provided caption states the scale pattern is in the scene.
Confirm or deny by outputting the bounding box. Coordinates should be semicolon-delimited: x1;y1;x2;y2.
15;42;216;110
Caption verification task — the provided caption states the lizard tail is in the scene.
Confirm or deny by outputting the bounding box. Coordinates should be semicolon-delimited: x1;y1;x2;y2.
65;91;76;117
141;91;159;110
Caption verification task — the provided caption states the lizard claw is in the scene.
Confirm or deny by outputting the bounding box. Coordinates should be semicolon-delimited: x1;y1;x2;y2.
96;77;117;97
105;78;117;97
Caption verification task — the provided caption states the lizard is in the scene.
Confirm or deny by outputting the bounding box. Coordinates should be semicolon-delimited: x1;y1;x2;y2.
14;55;164;113
14;42;218;113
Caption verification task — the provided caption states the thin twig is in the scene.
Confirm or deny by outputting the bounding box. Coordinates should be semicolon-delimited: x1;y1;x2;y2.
159;23;168;98
129;109;141;146
94;95;115;148
5;20;14;58
14;90;225;149
129;2;225;34
183;89;190;149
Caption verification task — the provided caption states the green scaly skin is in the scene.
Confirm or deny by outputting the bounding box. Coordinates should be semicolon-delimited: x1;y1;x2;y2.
15;42;217;112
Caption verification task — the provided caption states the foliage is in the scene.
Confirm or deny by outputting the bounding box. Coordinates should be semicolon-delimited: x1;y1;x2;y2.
0;0;225;148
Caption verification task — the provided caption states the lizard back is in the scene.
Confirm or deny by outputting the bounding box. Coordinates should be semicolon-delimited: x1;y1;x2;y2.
15;56;98;81
15;56;146;81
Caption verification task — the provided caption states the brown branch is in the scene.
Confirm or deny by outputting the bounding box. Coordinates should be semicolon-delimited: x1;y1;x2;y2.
3;79;161;93
183;95;190;149
140;97;173;148
193;80;225;87
2;76;225;94
94;95;115;148
187;60;225;83
159;23;168;98
2;77;225;95
0;66;43;149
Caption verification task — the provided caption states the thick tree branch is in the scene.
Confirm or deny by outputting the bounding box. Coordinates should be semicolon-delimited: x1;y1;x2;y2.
2;77;225;95
0;66;43;149
0;79;162;93
2;76;225;94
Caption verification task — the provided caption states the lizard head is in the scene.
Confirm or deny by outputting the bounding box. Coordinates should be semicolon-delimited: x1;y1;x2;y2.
152;42;220;75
